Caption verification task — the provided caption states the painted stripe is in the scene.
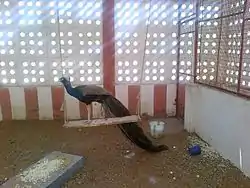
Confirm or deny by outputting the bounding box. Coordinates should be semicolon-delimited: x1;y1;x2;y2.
167;84;177;116
0;105;2;121
140;85;154;116
154;85;167;117
128;85;140;115
9;87;26;119
79;102;88;119
115;85;128;108
64;93;80;120
24;87;39;120
92;102;104;119
37;87;53;120
0;84;177;120
51;86;64;120
92;85;105;118
177;84;185;118
0;88;12;120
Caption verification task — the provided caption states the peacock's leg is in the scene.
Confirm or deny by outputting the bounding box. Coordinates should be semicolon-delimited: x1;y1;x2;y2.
87;105;91;121
101;104;106;118
102;104;113;118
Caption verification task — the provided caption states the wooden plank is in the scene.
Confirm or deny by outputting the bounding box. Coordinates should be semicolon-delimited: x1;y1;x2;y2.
1;151;84;188
63;115;139;128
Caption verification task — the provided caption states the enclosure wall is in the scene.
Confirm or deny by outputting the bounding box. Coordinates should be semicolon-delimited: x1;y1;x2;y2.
0;85;177;120
0;0;182;121
184;84;250;176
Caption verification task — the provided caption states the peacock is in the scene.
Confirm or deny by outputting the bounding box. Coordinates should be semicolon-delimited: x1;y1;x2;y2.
59;77;168;152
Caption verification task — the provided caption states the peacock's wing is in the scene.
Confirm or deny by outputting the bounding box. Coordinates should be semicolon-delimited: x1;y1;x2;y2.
74;85;110;96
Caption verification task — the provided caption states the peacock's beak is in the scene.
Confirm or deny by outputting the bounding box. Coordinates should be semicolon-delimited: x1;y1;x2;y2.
59;77;64;82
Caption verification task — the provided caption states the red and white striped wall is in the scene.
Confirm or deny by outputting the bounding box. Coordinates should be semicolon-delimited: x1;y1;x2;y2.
115;84;176;117
0;84;177;121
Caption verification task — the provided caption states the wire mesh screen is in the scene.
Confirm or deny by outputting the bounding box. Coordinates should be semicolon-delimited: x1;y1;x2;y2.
177;0;250;97
177;1;196;83
196;0;245;91
241;1;250;94
196;0;246;93
242;20;250;90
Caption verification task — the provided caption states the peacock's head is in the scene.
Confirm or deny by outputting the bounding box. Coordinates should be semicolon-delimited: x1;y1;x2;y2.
59;76;71;86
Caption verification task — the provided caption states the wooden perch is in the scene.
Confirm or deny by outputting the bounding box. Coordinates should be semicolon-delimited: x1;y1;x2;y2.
63;115;139;128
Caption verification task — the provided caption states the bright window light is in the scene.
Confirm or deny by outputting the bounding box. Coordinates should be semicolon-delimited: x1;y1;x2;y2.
19;20;25;24
28;10;34;15
29;32;34;37
95;40;100;45
39;70;44;75
59;2;64;7
87;32;92;37
31;78;37;83
38;40;43;47
28;20;35;25
6;19;12;24
68;40;72;45
27;1;33;6
29;40;35;45
2;78;8;84
51;41;56;45
5;11;10;16
10;79;16;83
66;11;72;16
18;1;24;6
35;9;42;16
50;10;55;15
37;20;42;24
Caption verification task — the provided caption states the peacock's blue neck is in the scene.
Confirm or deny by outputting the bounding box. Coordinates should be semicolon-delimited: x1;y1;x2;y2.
63;82;81;99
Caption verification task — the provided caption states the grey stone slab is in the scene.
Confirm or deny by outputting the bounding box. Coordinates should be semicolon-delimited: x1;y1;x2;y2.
1;151;84;188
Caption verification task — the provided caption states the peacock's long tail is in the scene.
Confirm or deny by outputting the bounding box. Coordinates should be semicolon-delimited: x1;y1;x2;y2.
103;95;168;152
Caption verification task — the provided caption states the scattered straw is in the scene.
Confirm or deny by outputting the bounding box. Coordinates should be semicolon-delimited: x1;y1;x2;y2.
19;158;65;185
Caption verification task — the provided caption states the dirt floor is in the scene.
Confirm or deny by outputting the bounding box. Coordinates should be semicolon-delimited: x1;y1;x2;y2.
0;118;250;188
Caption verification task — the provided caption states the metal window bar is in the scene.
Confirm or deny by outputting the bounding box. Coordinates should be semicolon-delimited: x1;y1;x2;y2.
176;0;197;118
188;0;250;98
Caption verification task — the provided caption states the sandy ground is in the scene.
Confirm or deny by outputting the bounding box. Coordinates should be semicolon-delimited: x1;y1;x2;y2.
0;118;250;188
